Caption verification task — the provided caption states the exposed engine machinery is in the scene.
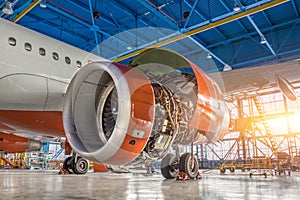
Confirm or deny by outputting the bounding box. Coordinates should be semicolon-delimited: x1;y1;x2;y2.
63;48;230;178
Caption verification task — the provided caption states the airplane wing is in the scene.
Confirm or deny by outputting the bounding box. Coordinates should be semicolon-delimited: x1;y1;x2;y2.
208;60;300;101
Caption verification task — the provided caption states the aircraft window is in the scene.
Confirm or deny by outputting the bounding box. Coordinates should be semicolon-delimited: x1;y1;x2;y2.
8;37;16;46
65;56;71;65
24;43;32;51
52;52;59;60
39;48;46;56
76;60;82;68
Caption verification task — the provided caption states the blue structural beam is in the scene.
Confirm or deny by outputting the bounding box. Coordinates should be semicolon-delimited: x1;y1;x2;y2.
135;0;179;30
42;1;131;51
88;0;100;56
291;0;299;17
183;0;199;29
207;17;300;49
246;15;276;56
187;0;274;31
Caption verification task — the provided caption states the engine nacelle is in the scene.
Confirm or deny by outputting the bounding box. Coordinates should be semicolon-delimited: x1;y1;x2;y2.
0;133;42;153
63;62;155;165
63;48;230;166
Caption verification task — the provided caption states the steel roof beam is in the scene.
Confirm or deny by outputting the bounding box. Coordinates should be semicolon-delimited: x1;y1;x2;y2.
22;12;94;45
12;0;41;22
236;0;273;26
183;0;228;39
183;0;199;29
246;15;276;56
112;0;225;64
88;0;100;56
64;0;118;27
24;14;91;44
232;47;300;69
187;0;274;31
114;0;289;62
207;17;300;49
70;0;172;53
291;0;299;17
277;23;297;52
42;1;132;51
108;0;169;45
43;2;110;38
189;37;227;66
135;0;179;30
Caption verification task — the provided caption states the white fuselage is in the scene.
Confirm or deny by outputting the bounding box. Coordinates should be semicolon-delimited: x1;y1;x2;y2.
0;18;106;112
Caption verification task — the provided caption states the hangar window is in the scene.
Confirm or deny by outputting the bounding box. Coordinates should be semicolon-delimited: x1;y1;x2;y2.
24;43;32;51
8;37;16;46
76;60;82;68
39;48;46;56
65;56;71;65
52;52;59;60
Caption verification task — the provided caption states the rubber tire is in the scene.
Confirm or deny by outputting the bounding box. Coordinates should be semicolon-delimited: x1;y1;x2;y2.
179;153;199;179
220;167;226;174
63;156;74;174
230;166;235;173
161;153;178;179
73;157;89;174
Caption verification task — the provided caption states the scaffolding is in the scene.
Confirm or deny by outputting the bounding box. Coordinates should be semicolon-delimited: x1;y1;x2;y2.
199;90;300;177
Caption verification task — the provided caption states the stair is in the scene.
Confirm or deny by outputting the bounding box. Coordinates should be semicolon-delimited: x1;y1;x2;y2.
287;137;298;157
51;148;64;160
252;97;278;156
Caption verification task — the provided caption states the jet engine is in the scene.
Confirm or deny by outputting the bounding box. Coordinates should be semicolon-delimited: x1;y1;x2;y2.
63;48;230;167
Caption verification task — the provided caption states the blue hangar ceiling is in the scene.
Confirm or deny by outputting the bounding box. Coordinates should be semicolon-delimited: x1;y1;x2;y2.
1;0;300;72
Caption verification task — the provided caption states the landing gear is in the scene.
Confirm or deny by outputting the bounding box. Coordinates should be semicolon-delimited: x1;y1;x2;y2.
160;152;201;180
63;156;74;174
62;154;89;175
179;153;199;179
161;153;179;179
73;157;89;174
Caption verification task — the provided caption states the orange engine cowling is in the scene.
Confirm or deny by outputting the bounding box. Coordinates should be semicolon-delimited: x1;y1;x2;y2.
0;133;42;153
63;48;230;166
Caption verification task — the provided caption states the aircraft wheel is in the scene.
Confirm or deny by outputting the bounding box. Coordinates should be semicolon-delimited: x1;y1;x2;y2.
220;167;226;174
63;156;74;174
179;153;199;179
73;157;89;174
161;153;179;179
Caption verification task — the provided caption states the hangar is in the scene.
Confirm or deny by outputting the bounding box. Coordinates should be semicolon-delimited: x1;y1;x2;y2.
1;0;300;199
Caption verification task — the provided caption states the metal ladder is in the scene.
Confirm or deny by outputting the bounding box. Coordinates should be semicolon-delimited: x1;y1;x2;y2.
51;148;64;160
252;97;278;156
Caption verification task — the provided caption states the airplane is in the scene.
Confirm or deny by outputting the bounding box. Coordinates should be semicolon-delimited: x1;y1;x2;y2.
0;17;299;179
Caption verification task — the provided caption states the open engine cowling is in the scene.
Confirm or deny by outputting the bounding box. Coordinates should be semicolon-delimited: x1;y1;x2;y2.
63;48;230;166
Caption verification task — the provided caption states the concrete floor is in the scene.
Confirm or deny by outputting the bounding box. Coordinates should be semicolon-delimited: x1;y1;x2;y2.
1;169;300;200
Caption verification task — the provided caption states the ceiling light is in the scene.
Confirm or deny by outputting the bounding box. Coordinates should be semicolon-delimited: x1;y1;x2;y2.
2;1;13;15
39;3;47;8
127;46;132;50
207;53;212;59
233;3;240;11
223;64;232;71
260;36;267;44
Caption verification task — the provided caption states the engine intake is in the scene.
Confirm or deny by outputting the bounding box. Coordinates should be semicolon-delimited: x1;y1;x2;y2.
63;62;155;165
